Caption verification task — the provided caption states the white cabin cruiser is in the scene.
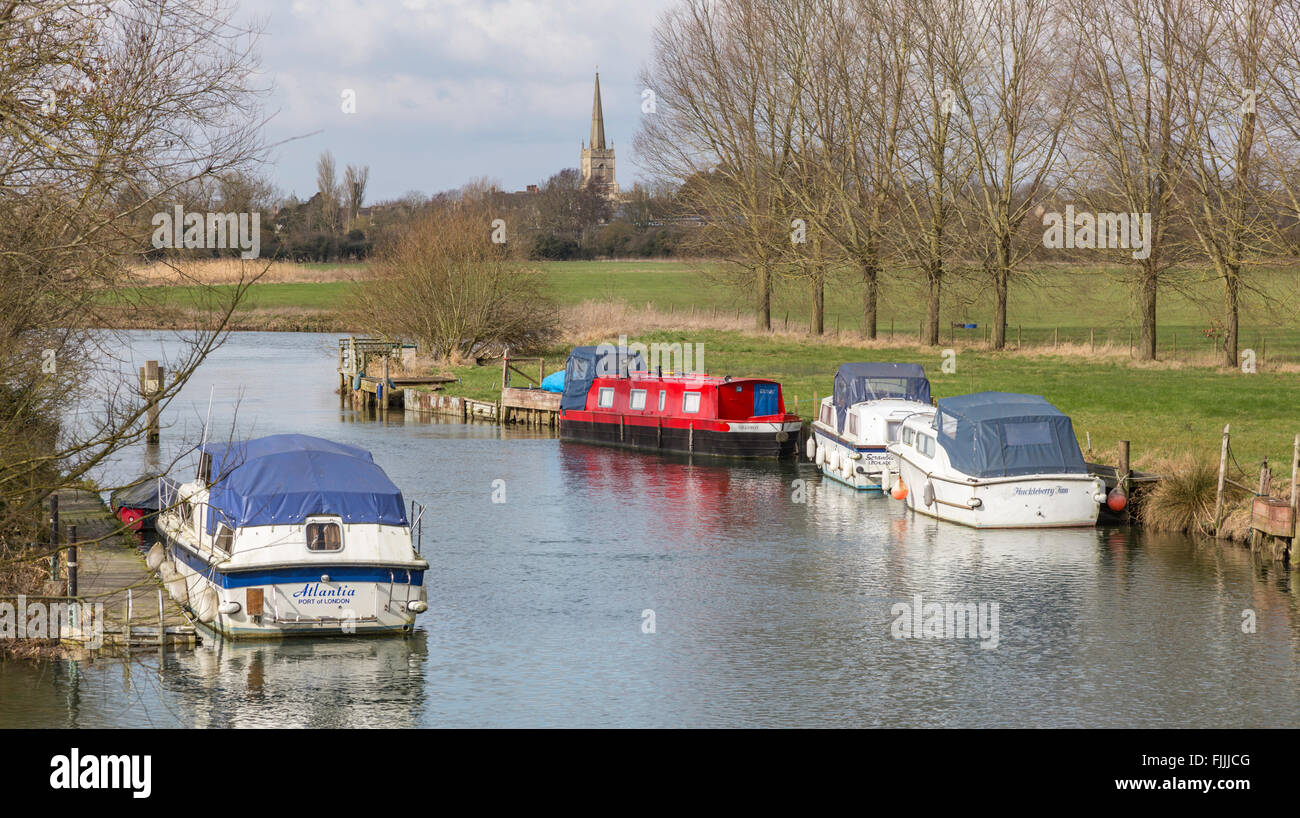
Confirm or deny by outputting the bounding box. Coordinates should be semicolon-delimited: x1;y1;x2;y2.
886;392;1106;528
151;434;428;638
808;363;932;490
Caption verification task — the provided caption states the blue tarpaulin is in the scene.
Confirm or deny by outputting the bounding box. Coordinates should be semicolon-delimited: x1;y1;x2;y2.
541;370;565;392
932;392;1087;478
560;346;648;411
752;383;779;416
200;434;407;533
832;363;930;430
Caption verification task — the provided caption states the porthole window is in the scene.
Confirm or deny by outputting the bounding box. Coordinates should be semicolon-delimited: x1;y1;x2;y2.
306;519;343;552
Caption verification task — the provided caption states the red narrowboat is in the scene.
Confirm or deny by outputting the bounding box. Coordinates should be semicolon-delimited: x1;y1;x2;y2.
557;346;803;458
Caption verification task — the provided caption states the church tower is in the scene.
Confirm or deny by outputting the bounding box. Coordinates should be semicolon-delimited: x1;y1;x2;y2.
580;72;619;198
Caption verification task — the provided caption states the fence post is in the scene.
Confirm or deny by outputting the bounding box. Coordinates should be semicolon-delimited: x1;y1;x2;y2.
1214;424;1230;533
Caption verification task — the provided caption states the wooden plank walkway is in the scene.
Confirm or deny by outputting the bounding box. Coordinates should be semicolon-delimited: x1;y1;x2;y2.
54;488;197;651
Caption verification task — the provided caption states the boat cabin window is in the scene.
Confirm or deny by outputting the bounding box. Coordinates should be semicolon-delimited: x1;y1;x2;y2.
902;426;915;446
597;387;615;409
658;390;666;411
917;434;936;458
847;414;857;436
1003;421;1054;446
886;421;901;442
306;519;343;552
629;389;647;410
820;403;834;428
215;523;234;553
682;392;701;413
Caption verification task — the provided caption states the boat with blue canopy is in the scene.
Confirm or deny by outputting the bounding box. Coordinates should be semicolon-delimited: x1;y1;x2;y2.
149;434;428;638
886;392;1107;527
808;363;933;490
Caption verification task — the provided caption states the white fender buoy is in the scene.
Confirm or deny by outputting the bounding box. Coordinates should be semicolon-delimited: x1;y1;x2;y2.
922;482;936;507
815;447;826;467
158;560;177;581
806;436;817;460
166;573;188;606
196;587;219;624
146;543;166;571
829;450;840;472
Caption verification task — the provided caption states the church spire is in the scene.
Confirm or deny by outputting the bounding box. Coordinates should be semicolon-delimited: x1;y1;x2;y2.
590;71;606;151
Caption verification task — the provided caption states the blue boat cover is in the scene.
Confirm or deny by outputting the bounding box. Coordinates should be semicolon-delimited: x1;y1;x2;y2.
200;434;407;533
932;392;1087;478
541;370;565;392
832;363;930;429
560;345;648;411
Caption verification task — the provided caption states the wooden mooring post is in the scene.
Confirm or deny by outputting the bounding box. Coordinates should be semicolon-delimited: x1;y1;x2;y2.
66;523;77;597
139;360;164;444
49;494;59;579
1214;424;1230;532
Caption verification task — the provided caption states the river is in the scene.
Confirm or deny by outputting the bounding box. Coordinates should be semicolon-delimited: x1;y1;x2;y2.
1;330;1297;727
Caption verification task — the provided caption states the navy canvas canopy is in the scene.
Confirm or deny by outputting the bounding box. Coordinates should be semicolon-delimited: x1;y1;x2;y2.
832;363;930;429
560;345;648;411
200;434;407;533
932;392;1087;478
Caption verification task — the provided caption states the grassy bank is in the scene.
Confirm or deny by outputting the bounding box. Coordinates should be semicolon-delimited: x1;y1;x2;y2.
430;328;1299;472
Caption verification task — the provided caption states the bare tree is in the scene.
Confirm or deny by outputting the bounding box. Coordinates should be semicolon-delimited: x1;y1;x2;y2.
957;0;1077;349
1177;0;1276;367
315;150;340;231
892;0;980;345
636;0;807;331
343;163;370;230
0;0;269;606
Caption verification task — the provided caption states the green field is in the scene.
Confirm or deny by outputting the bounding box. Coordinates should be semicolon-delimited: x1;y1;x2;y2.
119;259;1300;362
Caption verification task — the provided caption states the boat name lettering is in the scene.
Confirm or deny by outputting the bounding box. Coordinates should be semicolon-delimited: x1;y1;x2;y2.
292;583;357;600
1012;487;1067;496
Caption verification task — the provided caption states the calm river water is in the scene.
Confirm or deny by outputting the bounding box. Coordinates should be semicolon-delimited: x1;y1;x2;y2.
1;330;1297;727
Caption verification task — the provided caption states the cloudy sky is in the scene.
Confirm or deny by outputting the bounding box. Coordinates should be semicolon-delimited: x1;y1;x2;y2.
238;0;675;203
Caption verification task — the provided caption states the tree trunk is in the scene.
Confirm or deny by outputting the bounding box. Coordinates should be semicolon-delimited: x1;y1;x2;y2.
992;267;1008;349
861;260;878;340
1138;262;1157;361
756;263;771;330
811;271;825;336
1223;269;1239;368
924;262;941;346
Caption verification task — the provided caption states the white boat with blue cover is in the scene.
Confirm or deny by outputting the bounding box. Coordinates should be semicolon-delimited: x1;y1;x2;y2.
807;363;933;490
887;392;1106;528
150;434;428;638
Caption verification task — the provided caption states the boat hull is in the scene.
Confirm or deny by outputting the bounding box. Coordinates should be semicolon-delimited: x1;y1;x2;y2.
560;417;802;458
811;427;891;491
161;533;426;640
893;455;1103;528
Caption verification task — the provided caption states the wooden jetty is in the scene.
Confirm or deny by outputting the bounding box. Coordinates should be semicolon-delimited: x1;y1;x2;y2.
47;488;197;654
500;352;560;427
337;337;455;416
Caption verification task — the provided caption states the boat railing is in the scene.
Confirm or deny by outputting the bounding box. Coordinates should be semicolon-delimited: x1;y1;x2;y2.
409;500;426;554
